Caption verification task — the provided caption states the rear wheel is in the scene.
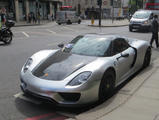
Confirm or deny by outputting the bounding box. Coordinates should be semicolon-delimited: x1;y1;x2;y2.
78;20;81;24
143;47;151;68
2;30;12;44
67;20;72;25
99;70;115;102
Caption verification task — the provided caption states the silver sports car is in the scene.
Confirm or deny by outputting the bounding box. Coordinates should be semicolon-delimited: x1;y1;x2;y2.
20;34;151;106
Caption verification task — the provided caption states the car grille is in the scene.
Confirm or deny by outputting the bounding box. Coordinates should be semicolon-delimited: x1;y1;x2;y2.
59;93;81;102
23;89;58;104
133;21;142;24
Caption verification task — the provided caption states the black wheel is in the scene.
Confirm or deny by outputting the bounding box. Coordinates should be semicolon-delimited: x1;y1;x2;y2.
67;20;71;25
78;20;81;24
143;47;151;68
58;23;61;25
3;30;12;44
99;69;115;102
129;27;132;32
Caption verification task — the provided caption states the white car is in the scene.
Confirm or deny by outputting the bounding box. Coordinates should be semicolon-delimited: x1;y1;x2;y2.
56;11;81;25
20;34;151;106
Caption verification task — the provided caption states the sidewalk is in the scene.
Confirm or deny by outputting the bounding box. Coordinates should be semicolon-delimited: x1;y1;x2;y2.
67;58;159;120
14;20;53;27
88;19;129;27
14;19;129;27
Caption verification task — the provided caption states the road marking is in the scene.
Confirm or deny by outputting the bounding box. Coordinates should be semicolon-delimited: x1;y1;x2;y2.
24;113;55;120
62;26;76;31
22;32;30;37
14;92;23;98
46;29;56;34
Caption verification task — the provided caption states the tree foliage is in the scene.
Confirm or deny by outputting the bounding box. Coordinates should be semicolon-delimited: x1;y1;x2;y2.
129;0;143;14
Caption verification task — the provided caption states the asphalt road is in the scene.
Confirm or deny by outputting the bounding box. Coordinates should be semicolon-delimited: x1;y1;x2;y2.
0;21;159;120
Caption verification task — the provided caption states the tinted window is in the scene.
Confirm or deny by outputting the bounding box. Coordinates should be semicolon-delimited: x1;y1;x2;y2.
63;36;112;57
112;38;129;55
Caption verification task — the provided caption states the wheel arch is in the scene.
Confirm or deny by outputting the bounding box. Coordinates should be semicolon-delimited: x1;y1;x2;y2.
103;67;116;83
98;67;116;101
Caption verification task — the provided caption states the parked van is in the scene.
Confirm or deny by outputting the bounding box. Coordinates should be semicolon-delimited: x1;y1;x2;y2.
129;10;159;32
56;11;81;25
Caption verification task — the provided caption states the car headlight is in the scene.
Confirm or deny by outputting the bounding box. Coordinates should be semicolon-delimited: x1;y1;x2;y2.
67;71;92;86
143;20;148;24
23;58;33;73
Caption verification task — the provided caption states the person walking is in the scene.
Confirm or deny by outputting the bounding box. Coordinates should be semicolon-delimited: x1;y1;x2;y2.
150;15;159;48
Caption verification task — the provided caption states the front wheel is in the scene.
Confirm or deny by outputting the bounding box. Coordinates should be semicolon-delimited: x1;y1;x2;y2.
129;27;132;32
2;30;13;44
143;47;151;68
99;70;115;102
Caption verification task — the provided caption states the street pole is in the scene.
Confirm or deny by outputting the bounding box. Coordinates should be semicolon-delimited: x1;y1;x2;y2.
99;3;102;27
112;0;114;23
136;0;137;10
36;0;40;24
97;0;102;27
142;0;144;9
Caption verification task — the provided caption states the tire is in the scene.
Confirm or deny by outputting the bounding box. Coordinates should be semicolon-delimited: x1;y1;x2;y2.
67;20;71;25
2;30;13;44
78;20;81;24
129;27;132;32
143;47;151;68
98;69;115;102
58;23;61;25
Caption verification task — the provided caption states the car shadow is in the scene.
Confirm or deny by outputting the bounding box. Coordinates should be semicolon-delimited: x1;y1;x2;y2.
0;42;12;46
131;29;150;33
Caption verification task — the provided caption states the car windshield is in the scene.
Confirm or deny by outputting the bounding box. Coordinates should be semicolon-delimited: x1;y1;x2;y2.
133;12;151;19
63;36;111;57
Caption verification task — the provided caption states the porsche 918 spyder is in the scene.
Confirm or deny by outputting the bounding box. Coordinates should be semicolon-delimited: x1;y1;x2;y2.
20;34;151;106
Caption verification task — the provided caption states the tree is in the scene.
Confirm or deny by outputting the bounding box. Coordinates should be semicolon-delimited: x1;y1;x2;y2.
129;0;143;14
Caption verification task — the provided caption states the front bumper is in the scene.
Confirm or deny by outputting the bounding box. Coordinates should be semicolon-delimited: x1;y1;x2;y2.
129;23;151;30
20;71;99;106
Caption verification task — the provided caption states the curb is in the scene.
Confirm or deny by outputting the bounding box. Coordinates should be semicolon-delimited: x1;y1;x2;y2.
88;24;129;27
14;24;44;27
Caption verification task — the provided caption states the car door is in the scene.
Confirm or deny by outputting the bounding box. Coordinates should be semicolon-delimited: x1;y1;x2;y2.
112;38;135;84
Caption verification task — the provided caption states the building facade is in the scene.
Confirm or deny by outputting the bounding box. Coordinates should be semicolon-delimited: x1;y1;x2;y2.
62;0;129;19
0;0;129;21
0;0;62;22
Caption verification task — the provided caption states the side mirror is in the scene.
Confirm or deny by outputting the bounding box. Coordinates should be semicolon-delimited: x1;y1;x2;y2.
121;53;129;57
58;43;64;48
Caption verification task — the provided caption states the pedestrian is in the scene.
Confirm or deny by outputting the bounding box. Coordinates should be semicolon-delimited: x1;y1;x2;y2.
33;13;36;24
28;13;31;23
37;12;40;24
0;12;2;30
0;8;6;27
150;15;159;48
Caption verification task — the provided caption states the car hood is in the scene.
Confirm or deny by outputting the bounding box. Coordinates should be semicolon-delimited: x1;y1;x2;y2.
32;50;97;81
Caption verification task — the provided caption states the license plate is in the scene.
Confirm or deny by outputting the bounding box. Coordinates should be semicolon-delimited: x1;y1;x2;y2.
133;25;139;28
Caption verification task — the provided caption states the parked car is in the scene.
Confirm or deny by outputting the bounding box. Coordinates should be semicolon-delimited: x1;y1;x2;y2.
56;11;81;25
129;10;159;32
20;34;151;106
